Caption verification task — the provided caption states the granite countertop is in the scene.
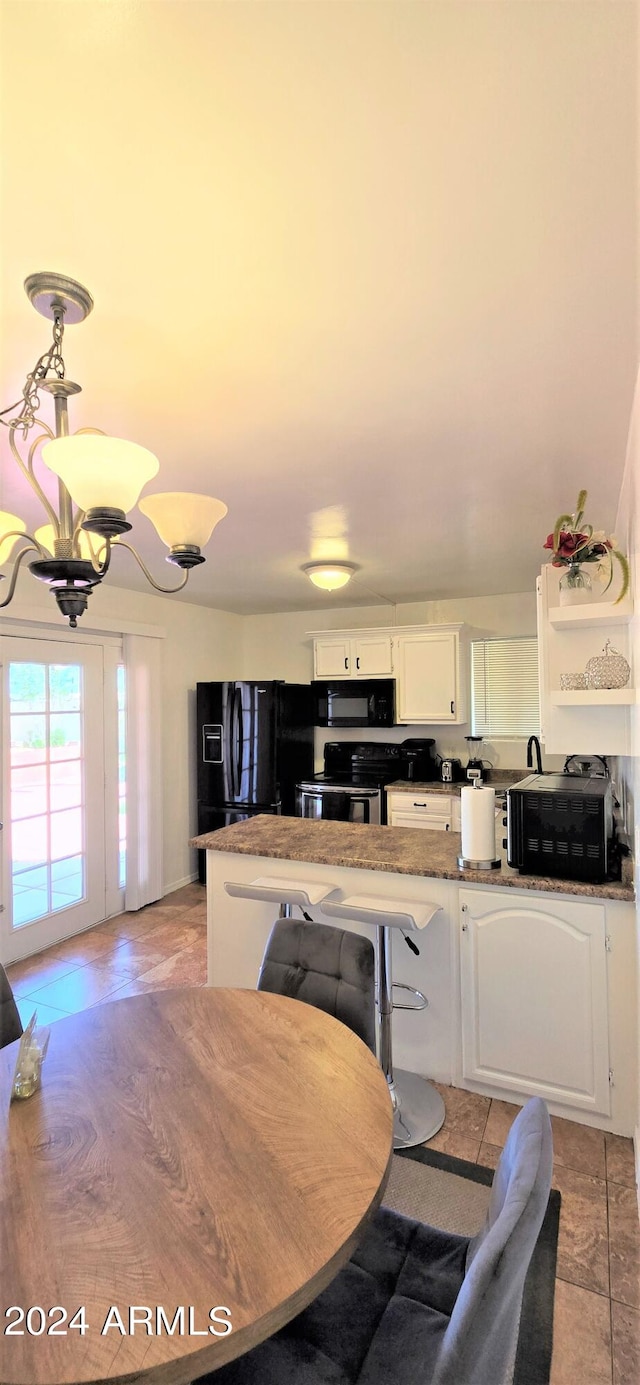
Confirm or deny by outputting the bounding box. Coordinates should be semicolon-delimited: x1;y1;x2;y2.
384;771;522;796
192;815;634;902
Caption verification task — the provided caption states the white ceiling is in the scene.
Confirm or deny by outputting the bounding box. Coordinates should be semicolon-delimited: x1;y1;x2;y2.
0;1;637;615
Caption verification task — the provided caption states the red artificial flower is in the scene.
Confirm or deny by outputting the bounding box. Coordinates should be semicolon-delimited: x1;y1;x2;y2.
544;530;589;559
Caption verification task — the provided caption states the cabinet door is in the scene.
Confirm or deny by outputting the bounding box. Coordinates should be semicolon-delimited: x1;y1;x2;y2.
459;888;610;1115
352;634;393;677
314;637;352;678
396;632;459;722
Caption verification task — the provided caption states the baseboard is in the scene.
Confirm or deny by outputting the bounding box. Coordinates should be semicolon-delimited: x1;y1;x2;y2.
163;872;200;896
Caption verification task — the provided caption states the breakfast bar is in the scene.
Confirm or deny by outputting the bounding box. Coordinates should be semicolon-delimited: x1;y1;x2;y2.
193;815;636;1138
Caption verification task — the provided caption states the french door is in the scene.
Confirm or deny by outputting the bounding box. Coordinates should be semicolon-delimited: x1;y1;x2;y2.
1;637;109;963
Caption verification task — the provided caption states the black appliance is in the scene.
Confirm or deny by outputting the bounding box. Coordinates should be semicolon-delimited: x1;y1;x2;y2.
400;738;437;781
439;756;463;783
506;773;614;883
196;681;314;881
464;735;485;783
313;679;395;728
296;741;409;824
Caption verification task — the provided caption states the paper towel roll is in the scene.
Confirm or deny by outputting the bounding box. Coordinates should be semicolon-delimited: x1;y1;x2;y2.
460;785;496;862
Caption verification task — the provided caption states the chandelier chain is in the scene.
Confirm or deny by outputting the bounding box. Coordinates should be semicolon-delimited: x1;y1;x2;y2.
0;308;66;436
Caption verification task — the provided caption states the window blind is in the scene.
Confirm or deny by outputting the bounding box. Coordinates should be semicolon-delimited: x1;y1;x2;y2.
471;637;540;738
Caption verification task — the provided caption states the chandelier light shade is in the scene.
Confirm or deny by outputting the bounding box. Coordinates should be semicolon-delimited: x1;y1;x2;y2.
0;272;228;626
41;435;160;520
139;493;229;556
302;560;358;591
0;512;27;565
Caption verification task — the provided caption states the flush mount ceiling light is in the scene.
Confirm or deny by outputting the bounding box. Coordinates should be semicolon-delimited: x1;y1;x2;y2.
301;561;358;591
0;273;227;627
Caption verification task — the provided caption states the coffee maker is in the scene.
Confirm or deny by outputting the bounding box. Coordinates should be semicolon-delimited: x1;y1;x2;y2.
465;735;485;783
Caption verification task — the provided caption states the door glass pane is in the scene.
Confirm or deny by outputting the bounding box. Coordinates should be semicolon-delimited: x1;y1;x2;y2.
51;855;84;910
49;713;82;759
9;663;46;712
51;808;83;862
12;816;48;870
11;765;47;819
8;660;87;929
11;714;46;765
50;760;82;811
49;664;81;711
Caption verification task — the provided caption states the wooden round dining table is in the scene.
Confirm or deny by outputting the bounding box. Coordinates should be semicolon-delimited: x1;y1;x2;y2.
0;987;393;1385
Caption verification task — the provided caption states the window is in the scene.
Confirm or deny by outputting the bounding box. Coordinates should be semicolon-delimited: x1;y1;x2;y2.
471;638;540;738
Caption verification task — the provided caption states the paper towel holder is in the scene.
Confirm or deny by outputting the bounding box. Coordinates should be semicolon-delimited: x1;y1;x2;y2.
457;780;501;871
457;854;501;871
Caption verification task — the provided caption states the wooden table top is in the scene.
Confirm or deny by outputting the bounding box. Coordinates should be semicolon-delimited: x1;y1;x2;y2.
0;988;393;1385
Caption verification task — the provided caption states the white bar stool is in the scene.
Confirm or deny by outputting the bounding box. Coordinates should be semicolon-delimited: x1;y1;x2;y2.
224;875;338;917
322;892;445;1149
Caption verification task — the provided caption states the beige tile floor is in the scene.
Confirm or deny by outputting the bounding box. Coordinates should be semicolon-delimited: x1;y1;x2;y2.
6;882;640;1385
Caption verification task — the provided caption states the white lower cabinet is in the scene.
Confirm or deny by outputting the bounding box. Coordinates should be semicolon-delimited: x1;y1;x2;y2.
459;887;611;1116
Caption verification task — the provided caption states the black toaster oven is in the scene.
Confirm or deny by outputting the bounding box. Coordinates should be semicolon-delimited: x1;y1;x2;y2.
506;773;614;883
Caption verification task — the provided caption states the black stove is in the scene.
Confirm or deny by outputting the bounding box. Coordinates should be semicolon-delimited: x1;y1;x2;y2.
296;741;437;825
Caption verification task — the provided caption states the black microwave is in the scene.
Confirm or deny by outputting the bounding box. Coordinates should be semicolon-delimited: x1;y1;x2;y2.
313;679;395;728
506;773;613;883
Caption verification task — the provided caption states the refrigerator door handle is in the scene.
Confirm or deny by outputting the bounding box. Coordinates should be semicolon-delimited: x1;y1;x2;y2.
236;686;245;798
233;685;244;799
226;689;238;799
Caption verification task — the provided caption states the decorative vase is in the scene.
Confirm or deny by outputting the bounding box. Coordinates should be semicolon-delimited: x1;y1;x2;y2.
585;641;630;690
558;561;593;606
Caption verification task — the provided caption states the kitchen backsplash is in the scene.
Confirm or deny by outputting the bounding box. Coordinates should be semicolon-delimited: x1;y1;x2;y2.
313;725;566;775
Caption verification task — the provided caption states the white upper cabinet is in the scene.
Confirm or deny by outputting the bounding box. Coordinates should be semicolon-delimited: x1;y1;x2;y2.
313;632;394;679
395;629;467;724
310;623;468;720
313;636;353;678
537;564;634;755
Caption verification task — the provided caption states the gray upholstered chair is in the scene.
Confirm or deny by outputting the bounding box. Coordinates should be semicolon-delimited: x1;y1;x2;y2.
198;1096;553;1385
257;918;376;1053
0;963;23;1050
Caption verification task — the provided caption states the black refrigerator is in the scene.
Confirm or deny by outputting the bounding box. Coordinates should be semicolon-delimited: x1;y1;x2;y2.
196;681;315;882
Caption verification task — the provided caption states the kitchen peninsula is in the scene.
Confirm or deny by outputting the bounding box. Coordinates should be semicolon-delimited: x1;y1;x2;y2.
193;816;636;1137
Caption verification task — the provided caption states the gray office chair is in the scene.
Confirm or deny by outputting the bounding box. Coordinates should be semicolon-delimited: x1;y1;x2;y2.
0;963;23;1049
257;918;377;1053
198;1096;553;1385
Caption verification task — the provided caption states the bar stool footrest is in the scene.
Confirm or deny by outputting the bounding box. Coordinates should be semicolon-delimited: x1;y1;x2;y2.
392;982;427;1012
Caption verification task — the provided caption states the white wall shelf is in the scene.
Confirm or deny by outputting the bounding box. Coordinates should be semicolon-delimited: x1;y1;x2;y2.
550;689;635;707
548;600;633;630
537;565;634;754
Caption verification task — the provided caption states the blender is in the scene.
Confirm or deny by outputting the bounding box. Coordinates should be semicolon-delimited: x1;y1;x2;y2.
465;735;485;783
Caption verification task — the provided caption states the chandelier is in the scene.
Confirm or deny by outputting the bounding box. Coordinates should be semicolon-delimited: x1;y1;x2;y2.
0;273;227;627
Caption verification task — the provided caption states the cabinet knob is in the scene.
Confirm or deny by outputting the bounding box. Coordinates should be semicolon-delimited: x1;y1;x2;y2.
461;903;468;912
344;657;349;670
461;923;468;932
450;700;455;715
